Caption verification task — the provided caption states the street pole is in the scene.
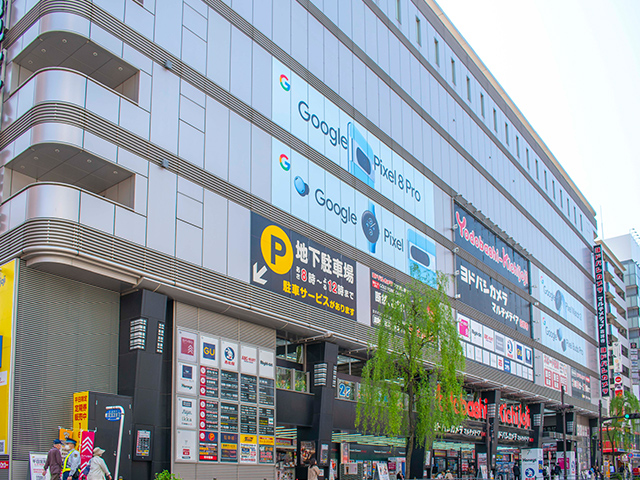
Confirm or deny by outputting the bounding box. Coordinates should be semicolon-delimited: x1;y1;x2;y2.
599;400;603;480
562;387;567;480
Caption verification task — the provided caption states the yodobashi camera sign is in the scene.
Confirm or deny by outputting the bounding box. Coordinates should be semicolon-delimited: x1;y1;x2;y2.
272;58;434;229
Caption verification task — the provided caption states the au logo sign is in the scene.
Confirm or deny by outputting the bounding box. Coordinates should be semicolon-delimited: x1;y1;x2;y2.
250;213;356;319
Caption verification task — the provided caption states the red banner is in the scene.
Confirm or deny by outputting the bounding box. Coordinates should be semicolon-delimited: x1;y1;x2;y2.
79;431;95;473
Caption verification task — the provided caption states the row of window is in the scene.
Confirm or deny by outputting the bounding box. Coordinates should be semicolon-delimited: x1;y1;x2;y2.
392;0;586;236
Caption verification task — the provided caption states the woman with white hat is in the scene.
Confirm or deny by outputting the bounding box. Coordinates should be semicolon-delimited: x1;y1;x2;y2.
87;447;112;480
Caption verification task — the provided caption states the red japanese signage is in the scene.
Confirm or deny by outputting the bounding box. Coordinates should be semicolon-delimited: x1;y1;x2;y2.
593;245;609;397
499;403;531;430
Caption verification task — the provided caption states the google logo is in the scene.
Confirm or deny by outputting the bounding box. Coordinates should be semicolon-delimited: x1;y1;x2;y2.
279;154;290;171
279;74;290;91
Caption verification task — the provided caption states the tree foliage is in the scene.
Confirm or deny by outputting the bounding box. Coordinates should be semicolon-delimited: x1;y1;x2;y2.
606;391;640;453
356;271;466;477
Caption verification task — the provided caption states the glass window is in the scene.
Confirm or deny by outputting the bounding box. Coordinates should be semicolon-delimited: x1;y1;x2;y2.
535;159;539;180
480;93;485;117
276;367;292;390
337;379;356;400
294;370;307;392
516;136;520;157
493;109;497;131
396;0;401;23
451;58;456;85
526;149;529;169
434;38;440;66
466;77;471;101
505;123;509;144
415;17;421;45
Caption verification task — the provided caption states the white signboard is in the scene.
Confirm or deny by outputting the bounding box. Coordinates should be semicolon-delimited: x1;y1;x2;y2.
175;429;197;462
259;350;275;378
240;345;258;375
29;452;47;480
176;396;196;428
176;362;197;395
521;448;543;480
539;313;586;365
220;340;239;371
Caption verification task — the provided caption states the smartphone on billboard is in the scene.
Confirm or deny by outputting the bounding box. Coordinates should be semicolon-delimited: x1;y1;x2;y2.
407;229;436;283
348;122;375;188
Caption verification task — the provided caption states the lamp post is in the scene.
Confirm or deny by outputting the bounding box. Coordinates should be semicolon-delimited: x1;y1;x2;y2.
558;387;572;480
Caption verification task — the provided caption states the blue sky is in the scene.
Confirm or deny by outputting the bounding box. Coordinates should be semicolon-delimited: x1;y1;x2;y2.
434;0;640;240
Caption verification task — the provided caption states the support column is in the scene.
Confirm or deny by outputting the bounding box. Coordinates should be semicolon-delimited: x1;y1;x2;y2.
119;289;172;480
298;341;339;478
482;390;502;472
530;403;546;448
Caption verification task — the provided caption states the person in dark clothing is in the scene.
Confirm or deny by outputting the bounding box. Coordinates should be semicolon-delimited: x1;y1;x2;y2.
513;463;521;480
44;439;64;480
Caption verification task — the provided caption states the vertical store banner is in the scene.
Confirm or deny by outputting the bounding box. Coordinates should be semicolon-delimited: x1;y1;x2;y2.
593;245;609;396
0;259;18;455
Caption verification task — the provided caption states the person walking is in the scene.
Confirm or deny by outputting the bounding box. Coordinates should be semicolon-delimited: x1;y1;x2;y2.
86;447;112;480
44;439;64;480
513;462;521;480
308;458;322;480
62;439;81;480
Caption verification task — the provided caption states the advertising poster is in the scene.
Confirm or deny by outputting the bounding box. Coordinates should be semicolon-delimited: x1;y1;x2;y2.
456;258;531;335
0;259;17;455
251;213;358;318
29;452;47;480
539;313;587;365
300;441;316;465
198;431;218;461
177;362;197;395
73;391;89;432
571;368;591;401
271;58;435;230
259;350;274;378
259;436;275;464
220;433;238;462
370;270;396;325
78;430;95;475
520;448;543;480
271;139;437;288
220;340;238;371
542;354;569;392
453;205;529;290
538;272;584;329
240;434;258;463
176;429;197;462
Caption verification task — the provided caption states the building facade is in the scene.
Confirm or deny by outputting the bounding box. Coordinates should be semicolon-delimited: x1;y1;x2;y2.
606;232;640;398
0;0;602;479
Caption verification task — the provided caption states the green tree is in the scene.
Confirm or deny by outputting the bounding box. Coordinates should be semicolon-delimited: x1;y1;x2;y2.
356;272;466;479
605;391;640;457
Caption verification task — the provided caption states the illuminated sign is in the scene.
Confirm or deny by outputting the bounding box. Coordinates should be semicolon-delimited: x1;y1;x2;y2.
539;313;586;364
538;271;584;329
499;403;531;429
571;367;591;401
454;205;529;289
542;353;569;392
593;245;609;396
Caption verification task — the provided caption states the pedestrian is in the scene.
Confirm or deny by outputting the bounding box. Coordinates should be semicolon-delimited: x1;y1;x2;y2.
446;469;454;480
308;458;322;480
397;468;405;480
62;439;81;480
43;439;64;480
513;463;521;480
86;447;112;480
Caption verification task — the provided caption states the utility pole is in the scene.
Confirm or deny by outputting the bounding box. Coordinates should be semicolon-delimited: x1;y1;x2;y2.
599;400;603;480
559;387;571;480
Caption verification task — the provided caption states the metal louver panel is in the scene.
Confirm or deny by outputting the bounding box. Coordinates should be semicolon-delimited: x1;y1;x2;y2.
173;463;273;480
12;261;119;470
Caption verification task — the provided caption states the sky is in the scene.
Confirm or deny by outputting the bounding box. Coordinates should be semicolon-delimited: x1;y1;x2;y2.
433;0;640;241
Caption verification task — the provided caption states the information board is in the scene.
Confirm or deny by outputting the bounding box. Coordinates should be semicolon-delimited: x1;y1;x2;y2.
199;366;219;398
220;403;239;433
259;378;275;406
240;374;257;403
220;371;239;401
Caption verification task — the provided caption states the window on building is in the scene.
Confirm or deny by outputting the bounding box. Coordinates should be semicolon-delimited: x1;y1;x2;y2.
480;93;485;117
560;189;563;207
396;0;401;23
574;206;577;223
516;136;520;157
544;170;547;190
133;0;143;4
505;123;509;145
434;38;440;66
580;214;583;231
493;109;497;132
535;159;539;180
567;200;570;215
552;180;555;199
466;77;471;101
526;149;530;169
415;17;421;45
451;58;456;85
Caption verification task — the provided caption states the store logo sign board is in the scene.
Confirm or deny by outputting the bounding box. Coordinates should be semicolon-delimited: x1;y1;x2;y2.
259;350;274;379
221;340;238;371
178;329;197;363
177;363;196;394
200;335;218;368
251;213;358;318
454;205;529;289
499;403;531;430
241;346;258;375
456;258;531;335
593;244;609;396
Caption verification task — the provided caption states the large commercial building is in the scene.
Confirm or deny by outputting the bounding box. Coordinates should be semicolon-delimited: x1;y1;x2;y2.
0;0;603;479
